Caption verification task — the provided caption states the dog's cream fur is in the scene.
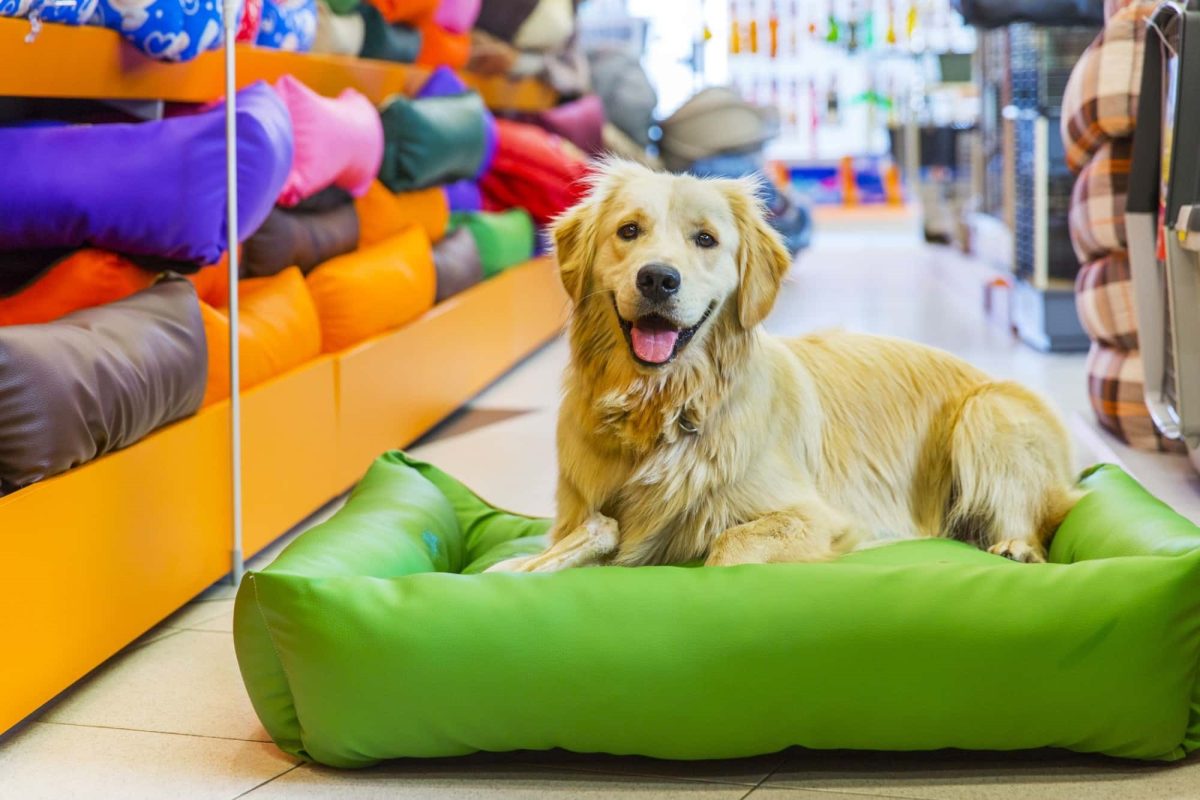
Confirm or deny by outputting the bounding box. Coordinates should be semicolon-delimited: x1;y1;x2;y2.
487;161;1079;572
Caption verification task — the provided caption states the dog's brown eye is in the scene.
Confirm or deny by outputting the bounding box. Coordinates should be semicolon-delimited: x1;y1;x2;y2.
617;223;640;241
695;231;717;248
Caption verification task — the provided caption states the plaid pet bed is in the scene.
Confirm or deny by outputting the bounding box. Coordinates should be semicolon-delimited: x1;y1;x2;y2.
1070;138;1132;263
1061;3;1156;173
1105;0;1156;21
1087;342;1187;452
1076;252;1139;350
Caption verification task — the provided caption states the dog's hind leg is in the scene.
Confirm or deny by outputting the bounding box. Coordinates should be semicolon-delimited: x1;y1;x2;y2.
485;513;620;573
945;382;1081;563
705;498;857;567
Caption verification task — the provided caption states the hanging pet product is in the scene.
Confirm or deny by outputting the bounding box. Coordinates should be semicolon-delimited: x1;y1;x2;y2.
1126;1;1200;470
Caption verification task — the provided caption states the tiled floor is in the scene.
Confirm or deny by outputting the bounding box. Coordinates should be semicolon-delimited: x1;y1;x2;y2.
3;213;1198;798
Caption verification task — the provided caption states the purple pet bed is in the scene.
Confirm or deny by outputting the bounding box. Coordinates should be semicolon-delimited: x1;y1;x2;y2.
0;82;293;265
417;66;497;177
532;94;606;155
443;180;483;212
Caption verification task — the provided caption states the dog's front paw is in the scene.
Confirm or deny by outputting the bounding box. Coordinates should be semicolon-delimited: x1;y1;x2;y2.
987;540;1045;563
483;555;539;573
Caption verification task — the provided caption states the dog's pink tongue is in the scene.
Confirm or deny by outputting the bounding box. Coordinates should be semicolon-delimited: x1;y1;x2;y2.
631;325;679;363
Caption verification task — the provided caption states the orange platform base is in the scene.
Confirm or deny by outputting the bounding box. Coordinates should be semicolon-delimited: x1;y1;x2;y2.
0;257;567;736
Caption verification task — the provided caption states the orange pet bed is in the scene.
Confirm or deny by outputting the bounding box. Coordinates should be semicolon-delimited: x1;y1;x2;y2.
306;226;436;352
416;14;471;69
200;267;323;406
0;250;156;326
354;181;449;247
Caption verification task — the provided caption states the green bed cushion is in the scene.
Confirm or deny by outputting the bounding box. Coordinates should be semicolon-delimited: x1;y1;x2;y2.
377;93;487;192
357;5;421;64
447;209;535;278
234;453;1200;768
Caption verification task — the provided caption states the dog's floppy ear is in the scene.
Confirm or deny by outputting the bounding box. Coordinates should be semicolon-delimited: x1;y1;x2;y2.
723;178;793;329
551;197;600;304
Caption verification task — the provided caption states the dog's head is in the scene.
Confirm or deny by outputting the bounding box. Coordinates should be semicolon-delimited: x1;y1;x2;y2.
553;159;791;370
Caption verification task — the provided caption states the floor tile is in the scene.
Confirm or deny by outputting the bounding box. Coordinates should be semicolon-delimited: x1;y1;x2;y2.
765;748;1200;800
416;407;539;447
242;761;756;799
189;604;234;633
42;630;268;742
0;722;296;800
160;599;235;631
469;338;569;412
522;750;787;786
194;579;238;602
750;791;919;800
408;408;559;518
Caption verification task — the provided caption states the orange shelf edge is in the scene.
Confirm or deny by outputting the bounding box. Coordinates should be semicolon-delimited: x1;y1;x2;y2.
0;403;234;735
240;355;340;557
0;18;556;110
0;256;567;736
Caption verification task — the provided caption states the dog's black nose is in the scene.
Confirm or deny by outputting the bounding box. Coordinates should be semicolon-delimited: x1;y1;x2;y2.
636;263;681;302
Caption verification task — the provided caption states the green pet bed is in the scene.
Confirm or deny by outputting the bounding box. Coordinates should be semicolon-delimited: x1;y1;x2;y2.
234;452;1200;768
447;209;535;278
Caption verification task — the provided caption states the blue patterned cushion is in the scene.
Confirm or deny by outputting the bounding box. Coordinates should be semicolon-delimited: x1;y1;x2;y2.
0;0;98;24
93;0;236;61
255;0;315;50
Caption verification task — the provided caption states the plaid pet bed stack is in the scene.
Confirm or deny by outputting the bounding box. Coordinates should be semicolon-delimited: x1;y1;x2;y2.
1069;138;1132;262
1063;0;1176;450
1086;344;1188;452
1061;2;1156;173
1075;252;1138;350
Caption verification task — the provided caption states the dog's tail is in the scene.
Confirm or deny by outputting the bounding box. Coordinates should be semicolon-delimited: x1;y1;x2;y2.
944;381;1081;552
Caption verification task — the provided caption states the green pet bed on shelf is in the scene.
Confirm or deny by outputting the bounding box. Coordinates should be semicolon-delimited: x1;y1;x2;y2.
233;452;1200;769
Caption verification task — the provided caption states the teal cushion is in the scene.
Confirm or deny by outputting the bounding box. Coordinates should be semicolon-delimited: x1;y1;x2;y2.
357;4;421;63
448;209;535;278
377;94;487;191
234;454;1200;768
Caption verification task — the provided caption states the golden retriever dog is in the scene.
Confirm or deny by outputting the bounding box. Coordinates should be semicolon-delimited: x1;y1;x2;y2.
487;160;1079;572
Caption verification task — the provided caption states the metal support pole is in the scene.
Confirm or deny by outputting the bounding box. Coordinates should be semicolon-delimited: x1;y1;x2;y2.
223;2;245;585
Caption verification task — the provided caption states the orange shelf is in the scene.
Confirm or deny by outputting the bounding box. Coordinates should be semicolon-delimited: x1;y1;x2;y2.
0;17;555;110
241;356;340;557
0;257;567;736
0;403;234;735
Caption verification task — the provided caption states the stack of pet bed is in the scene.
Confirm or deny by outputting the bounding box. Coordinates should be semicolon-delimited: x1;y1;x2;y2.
0;64;569;492
1;0;317;60
0;83;293;490
658;87;811;255
471;0;587;98
1061;0;1179;451
586;45;661;166
1;0;477;63
479;118;587;228
311;0;475;66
